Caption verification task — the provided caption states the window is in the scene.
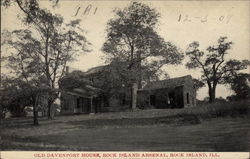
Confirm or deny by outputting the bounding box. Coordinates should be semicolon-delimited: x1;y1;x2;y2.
186;93;190;104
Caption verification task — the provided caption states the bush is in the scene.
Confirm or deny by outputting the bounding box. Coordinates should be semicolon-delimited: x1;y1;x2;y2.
183;100;249;119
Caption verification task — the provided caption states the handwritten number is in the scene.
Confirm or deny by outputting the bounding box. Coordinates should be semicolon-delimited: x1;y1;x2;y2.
74;5;98;16
178;14;181;22
219;16;224;21
94;7;98;15
75;7;81;16
84;4;92;15
178;14;231;24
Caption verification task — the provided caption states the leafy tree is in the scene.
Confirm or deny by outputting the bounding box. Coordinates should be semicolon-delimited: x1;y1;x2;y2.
90;62;130;106
2;28;47;124
59;70;90;90
226;95;237;102
193;78;205;91
186;37;250;103
2;79;28;117
223;73;250;100
102;2;183;107
103;2;183;87
1;75;50;124
3;3;90;119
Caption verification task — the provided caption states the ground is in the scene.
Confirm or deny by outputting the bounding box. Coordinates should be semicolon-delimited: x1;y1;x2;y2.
0;108;249;151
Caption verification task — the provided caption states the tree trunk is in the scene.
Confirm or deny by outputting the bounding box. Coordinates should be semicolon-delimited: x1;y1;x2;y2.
136;52;142;89
47;101;51;119
131;83;138;110
33;95;39;126
47;99;54;119
33;108;39;125
130;86;133;108
208;86;216;103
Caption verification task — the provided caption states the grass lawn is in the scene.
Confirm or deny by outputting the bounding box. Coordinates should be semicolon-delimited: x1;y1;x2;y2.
29;118;250;151
1;102;249;151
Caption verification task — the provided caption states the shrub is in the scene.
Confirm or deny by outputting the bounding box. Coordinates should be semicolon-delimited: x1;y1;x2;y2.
183;100;249;119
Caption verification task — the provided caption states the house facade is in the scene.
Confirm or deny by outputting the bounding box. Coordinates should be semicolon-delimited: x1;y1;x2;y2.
137;75;197;109
60;66;197;115
60;65;131;115
60;87;131;114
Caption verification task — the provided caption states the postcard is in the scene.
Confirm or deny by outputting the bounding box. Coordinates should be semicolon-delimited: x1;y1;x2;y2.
0;0;249;159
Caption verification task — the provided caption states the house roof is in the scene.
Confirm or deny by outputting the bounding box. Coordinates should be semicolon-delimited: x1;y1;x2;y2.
141;75;193;91
84;60;130;76
84;65;108;75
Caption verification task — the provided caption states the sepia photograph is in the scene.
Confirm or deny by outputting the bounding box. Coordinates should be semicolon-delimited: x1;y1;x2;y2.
0;0;250;153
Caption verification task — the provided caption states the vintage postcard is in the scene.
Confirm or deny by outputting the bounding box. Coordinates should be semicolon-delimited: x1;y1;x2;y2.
0;0;249;158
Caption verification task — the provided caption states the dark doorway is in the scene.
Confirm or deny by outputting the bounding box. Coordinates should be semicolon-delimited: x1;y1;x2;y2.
82;98;91;114
150;95;156;106
76;97;91;114
76;97;83;114
176;93;184;108
168;92;175;108
76;98;81;109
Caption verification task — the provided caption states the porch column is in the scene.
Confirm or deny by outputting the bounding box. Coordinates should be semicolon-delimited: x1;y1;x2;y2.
166;93;170;104
90;96;95;114
132;83;138;110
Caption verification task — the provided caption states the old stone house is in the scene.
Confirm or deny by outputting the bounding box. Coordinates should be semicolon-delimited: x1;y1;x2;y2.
60;65;131;114
137;75;197;109
60;66;197;114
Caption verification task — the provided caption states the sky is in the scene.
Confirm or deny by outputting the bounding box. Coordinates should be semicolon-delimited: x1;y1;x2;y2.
1;0;250;100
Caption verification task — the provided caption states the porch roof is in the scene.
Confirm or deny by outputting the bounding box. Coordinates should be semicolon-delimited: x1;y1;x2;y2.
66;85;101;98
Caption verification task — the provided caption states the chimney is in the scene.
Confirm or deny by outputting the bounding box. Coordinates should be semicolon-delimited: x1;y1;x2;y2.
65;66;69;75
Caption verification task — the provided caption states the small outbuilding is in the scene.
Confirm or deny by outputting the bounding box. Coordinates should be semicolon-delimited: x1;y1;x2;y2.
137;75;196;109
